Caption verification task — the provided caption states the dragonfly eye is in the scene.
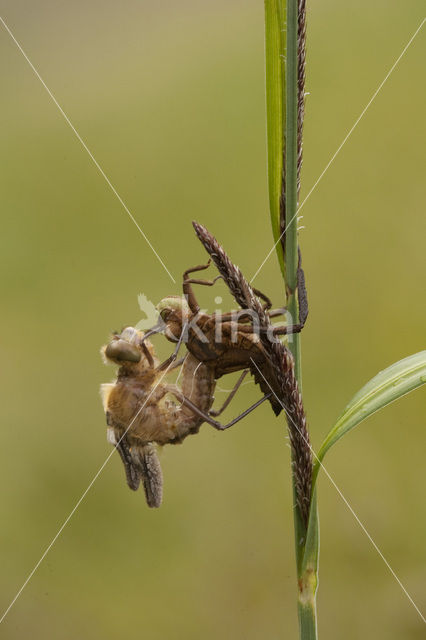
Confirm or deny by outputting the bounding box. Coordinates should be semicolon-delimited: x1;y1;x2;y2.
159;308;171;322
105;339;141;363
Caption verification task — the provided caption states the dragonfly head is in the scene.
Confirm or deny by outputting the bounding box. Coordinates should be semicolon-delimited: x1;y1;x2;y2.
156;296;190;342
103;327;156;368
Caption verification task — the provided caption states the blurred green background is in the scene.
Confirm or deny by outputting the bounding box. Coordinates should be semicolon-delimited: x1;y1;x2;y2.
0;1;425;638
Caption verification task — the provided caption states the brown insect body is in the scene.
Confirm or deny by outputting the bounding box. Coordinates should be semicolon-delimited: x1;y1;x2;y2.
104;355;214;446
101;327;215;507
157;293;284;415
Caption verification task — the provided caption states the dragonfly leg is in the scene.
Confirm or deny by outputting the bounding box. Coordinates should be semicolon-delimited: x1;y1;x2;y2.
209;307;286;327
251;286;273;310
173;391;272;431
269;322;304;336
155;326;188;372
209;370;248;417
140;341;155;368
183;261;214;312
157;356;186;373
268;306;287;319
183;267;284;321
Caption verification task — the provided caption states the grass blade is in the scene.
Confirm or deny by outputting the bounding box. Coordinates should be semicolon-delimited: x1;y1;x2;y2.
264;0;286;281
298;490;319;639
312;351;426;487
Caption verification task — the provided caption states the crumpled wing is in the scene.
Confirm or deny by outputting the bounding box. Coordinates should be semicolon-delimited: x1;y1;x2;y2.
130;443;163;508
107;427;140;491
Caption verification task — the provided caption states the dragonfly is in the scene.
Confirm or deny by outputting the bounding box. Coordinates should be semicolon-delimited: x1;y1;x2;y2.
101;326;270;507
142;252;307;416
